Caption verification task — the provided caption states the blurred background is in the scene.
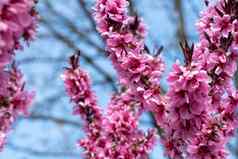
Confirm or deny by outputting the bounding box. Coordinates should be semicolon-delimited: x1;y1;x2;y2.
0;0;237;158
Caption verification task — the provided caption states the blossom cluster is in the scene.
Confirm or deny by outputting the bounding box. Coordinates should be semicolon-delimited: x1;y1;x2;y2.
0;0;38;68
0;65;34;150
161;0;238;158
0;0;37;150
162;62;211;158
62;53;156;158
94;0;166;120
63;0;238;158
186;1;238;158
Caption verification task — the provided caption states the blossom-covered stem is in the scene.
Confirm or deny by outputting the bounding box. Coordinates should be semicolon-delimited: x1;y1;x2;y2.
65;0;238;158
100;89;157;158
0;0;38;150
194;0;238;110
94;0;165;125
0;65;34;150
62;53;103;132
63;53;157;158
62;53;104;156
0;0;38;68
162;41;211;158
185;0;238;158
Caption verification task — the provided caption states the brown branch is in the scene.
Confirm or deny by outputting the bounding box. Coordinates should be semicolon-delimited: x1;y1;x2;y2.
41;19;118;91
7;143;79;157
44;1;105;54
28;114;81;128
19;57;66;65
127;0;137;16
174;0;187;42
76;0;99;33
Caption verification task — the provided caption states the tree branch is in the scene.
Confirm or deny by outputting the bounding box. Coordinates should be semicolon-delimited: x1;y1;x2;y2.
174;0;187;42
41;19;118;91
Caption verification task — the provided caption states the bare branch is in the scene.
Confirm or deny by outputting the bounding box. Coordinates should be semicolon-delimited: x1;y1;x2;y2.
41;19;118;91
28;114;81;128
76;0;100;36
174;0;187;42
7;143;79;157
44;1;105;54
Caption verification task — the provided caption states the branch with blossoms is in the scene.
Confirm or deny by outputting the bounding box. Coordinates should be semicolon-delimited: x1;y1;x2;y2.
0;0;38;150
62;52;157;158
63;0;238;158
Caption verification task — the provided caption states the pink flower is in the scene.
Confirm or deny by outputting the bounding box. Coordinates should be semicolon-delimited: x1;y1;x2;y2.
94;0;165;123
0;0;38;67
213;15;233;37
0;0;37;150
187;118;228;159
65;0;238;158
162;62;211;158
62;54;103;135
187;142;227;159
0;67;34;150
63;56;157;158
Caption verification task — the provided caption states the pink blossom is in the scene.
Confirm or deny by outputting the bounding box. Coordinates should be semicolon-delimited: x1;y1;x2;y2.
187;0;238;158
62;53;103;136
0;0;38;67
64;0;238;158
162;62;211;158
63;54;157;158
187;118;228;159
0;0;37;150
194;0;238;99
0;66;34;150
94;0;165;122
